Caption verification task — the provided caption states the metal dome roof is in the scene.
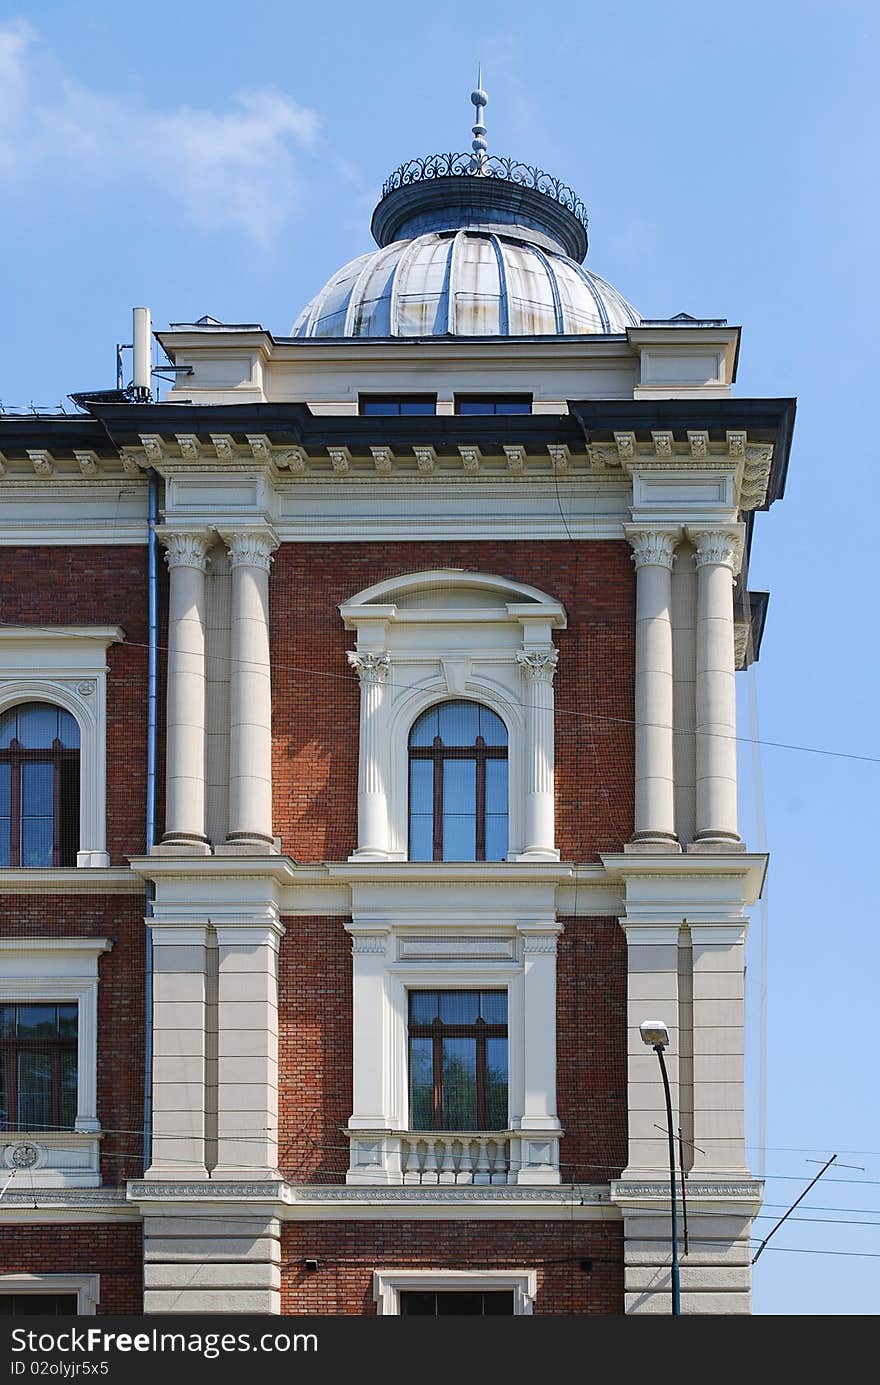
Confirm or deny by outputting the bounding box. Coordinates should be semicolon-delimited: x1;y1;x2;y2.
291;228;640;338
291;87;640;340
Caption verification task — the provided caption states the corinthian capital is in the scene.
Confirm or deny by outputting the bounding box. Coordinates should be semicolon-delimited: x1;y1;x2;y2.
691;528;743;574
347;650;390;684
516;649;559;684
221;529;278;572
158;529;211;571
625;527;677;570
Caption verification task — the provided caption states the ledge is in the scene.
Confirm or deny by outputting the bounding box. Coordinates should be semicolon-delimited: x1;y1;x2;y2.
0;870;145;895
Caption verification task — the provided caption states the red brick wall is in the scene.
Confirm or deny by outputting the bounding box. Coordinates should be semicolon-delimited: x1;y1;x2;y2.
0;893;146;1183
557;918;628;1183
277;918;352;1184
270;541;634;863
276;914;628;1188
0;546;149;863
281;1221;623;1314
0;1224;142;1313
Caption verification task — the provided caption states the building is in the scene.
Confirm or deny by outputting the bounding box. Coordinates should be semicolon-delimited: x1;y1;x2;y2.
0;89;794;1315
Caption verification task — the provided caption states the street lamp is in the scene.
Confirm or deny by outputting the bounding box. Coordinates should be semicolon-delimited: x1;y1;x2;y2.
639;1019;681;1315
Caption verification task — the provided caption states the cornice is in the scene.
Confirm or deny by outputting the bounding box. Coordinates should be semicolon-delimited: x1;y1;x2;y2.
0;869;144;895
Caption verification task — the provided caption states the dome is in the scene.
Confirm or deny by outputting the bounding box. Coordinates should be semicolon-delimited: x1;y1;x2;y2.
291;140;640;339
291;229;640;339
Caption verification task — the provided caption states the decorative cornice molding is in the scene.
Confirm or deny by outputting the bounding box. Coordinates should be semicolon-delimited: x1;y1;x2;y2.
350;935;388;955
245;433;273;465
521;934;558;954
27;449;54;477
503;444;526;473
370;446;394;476
516;649;559;683
613;431;636;462
612;1179;762;1201
209;433;236;462
158;529;211;571
347;650;391;684
687;430;709;459
626;528;677;570
739;442;774;511
651;430;674;459
458;445;481;474
328;446;351;474
547;443;570;470
129;1181;286;1201
73;450;99;477
174;433;201;462
413;446;436;474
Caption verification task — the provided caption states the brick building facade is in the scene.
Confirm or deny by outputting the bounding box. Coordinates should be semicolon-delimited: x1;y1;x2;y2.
0;115;793;1315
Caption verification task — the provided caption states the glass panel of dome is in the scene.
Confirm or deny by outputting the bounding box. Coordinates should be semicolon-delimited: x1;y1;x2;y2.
554;260;605;333
504;244;557;335
353;245;405;336
454;235;501;334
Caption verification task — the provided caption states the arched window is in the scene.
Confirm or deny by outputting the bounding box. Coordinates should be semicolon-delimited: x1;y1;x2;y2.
409;701;508;862
0;704;80;868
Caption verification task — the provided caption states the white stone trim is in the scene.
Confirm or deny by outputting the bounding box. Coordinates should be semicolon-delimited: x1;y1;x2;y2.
0;1273;100;1313
0;628;125;868
0;939;111;1184
373;1268;536;1315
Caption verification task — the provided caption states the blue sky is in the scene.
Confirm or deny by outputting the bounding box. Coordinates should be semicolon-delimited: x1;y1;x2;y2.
2;0;879;1315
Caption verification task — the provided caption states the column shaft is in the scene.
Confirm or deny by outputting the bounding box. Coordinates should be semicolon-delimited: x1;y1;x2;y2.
158;531;210;851
347;651;391;859
223;531;277;850
626;528;678;847
515;649;559;860
692;530;742;845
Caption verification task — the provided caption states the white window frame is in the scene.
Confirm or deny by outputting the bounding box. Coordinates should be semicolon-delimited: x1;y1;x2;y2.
0;1274;99;1314
345;923;561;1186
0;627;125;868
373;1269;536;1315
0;938;112;1186
340;570;565;862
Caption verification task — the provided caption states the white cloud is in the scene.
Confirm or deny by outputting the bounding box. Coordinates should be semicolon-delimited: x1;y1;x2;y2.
0;18;319;244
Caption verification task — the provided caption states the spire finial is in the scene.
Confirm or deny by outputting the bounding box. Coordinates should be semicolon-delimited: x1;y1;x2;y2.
470;66;488;172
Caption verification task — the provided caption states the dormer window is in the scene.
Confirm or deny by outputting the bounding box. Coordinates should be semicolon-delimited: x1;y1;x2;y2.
454;395;531;415
359;395;437;416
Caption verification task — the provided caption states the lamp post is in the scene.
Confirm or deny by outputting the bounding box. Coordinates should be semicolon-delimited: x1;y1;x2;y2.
639;1019;681;1315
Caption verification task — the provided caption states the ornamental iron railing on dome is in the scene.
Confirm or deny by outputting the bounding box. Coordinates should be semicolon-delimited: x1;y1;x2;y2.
380;154;589;233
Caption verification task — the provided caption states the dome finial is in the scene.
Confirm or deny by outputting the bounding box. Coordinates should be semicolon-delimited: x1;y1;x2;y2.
470;65;488;172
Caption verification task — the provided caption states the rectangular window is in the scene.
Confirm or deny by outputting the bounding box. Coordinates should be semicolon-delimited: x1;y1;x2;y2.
400;1290;514;1315
454;395;532;415
0;1003;78;1132
0;1295;79;1316
408;990;507;1131
359;395;437;416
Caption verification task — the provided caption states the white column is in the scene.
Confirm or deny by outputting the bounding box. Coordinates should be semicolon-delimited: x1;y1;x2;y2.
345;930;400;1185
689;923;749;1174
515;649;560;860
212;919;284;1179
620;922;681;1178
625;527;679;849
690;528;743;847
347;650;391;860
221;529;278;852
516;928;562;1183
157;531;211;853
146;923;210;1178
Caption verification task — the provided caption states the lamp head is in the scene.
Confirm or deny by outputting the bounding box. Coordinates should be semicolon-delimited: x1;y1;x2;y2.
640;1020;670;1048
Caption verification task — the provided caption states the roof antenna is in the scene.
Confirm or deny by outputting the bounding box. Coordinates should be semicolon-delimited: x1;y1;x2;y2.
470;66;488;173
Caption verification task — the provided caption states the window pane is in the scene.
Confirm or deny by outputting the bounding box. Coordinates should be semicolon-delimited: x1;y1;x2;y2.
441;1037;476;1128
60;1050;77;1128
0;819;9;868
437;701;479;745
17;1005;59;1039
0;1295;79;1315
480;992;507;1025
16;705;59;749
17;1051;52;1128
409;760;433;815
456;399;494;415
0;1057;8;1127
408;814;433;862
21;816;54;869
442;814;476;861
399;399;436;415
484;814;508;861
57;711;79;749
485;759;507;813
0;1005;14;1038
409;992;439;1024
482;1292;515;1314
0;763;10;816
409;706;440;746
494;399;531;414
59;758;79;868
409;1036;434;1130
486;1037;509;1129
400;1291;437;1314
443;758;475;814
21;761;53;814
57;1005;78;1039
0;711;14;748
477;706;507;746
439;992;479;1024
